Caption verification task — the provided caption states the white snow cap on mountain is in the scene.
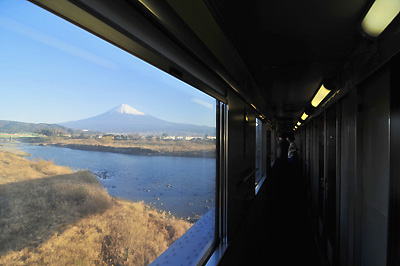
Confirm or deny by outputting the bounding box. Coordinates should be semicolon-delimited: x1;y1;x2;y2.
111;104;145;115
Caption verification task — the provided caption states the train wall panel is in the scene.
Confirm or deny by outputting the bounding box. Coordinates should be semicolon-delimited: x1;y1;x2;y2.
389;54;400;266
359;67;390;266
338;91;358;266
299;62;395;266
226;90;256;240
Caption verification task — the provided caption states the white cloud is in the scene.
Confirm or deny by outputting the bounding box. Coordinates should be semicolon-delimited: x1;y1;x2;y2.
192;97;213;109
0;16;118;70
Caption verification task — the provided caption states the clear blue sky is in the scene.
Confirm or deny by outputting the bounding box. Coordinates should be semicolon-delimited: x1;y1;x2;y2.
0;1;216;127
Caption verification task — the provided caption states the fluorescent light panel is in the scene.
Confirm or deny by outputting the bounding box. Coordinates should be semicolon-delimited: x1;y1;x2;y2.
297;121;301;126
301;112;308;120
362;0;400;37
311;84;330;107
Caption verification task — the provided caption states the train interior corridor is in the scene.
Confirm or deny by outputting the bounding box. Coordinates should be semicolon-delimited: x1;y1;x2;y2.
218;150;324;266
3;1;400;265
263;162;322;265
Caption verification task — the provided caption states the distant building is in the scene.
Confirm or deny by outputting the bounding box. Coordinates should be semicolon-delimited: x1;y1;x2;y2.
185;136;203;140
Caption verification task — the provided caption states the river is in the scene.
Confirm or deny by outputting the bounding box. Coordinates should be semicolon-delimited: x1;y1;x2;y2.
17;143;216;220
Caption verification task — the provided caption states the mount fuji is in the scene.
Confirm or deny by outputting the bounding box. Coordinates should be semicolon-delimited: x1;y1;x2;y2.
58;104;215;136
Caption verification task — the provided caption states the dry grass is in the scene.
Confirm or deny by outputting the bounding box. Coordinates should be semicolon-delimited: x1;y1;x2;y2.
0;150;72;185
0;151;192;266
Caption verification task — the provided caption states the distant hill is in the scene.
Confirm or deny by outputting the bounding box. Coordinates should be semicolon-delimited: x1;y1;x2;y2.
0;120;69;134
59;104;216;136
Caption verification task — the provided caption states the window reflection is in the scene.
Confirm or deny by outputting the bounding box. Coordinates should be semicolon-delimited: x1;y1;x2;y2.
255;118;264;190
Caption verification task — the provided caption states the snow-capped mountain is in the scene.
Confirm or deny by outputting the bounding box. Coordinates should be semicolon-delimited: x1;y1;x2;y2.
59;104;215;136
109;104;145;115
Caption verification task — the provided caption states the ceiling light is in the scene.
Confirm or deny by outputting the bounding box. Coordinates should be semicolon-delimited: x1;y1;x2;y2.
301;112;309;120
311;84;331;107
361;0;400;37
295;126;298;129
297;121;301;126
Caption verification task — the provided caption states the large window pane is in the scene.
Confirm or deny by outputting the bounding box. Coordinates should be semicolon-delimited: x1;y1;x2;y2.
0;1;216;265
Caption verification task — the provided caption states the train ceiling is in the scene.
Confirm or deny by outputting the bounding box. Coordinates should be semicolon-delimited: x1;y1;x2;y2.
163;0;371;131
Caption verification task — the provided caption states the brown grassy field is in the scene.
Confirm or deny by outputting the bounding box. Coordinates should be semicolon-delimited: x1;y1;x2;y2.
0;150;192;266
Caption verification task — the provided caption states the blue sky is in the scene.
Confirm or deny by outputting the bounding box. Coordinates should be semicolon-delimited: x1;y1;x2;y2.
0;1;216;127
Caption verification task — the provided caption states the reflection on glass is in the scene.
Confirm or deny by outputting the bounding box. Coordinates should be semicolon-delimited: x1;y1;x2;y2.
255;118;263;188
0;1;216;265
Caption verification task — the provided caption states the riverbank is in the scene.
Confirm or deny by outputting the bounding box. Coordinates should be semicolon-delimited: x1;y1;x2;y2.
21;137;216;158
47;143;216;157
0;141;31;157
0;150;192;266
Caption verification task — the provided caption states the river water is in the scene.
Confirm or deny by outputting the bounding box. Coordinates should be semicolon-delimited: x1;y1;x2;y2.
17;143;216;220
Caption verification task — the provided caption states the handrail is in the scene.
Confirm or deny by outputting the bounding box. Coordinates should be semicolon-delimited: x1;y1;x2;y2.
237;167;258;186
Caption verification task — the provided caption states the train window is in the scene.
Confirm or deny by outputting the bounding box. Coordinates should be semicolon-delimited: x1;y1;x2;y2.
0;1;217;265
255;118;265;193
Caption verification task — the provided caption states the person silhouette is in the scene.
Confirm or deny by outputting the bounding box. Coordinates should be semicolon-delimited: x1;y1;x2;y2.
287;135;298;168
275;134;289;170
